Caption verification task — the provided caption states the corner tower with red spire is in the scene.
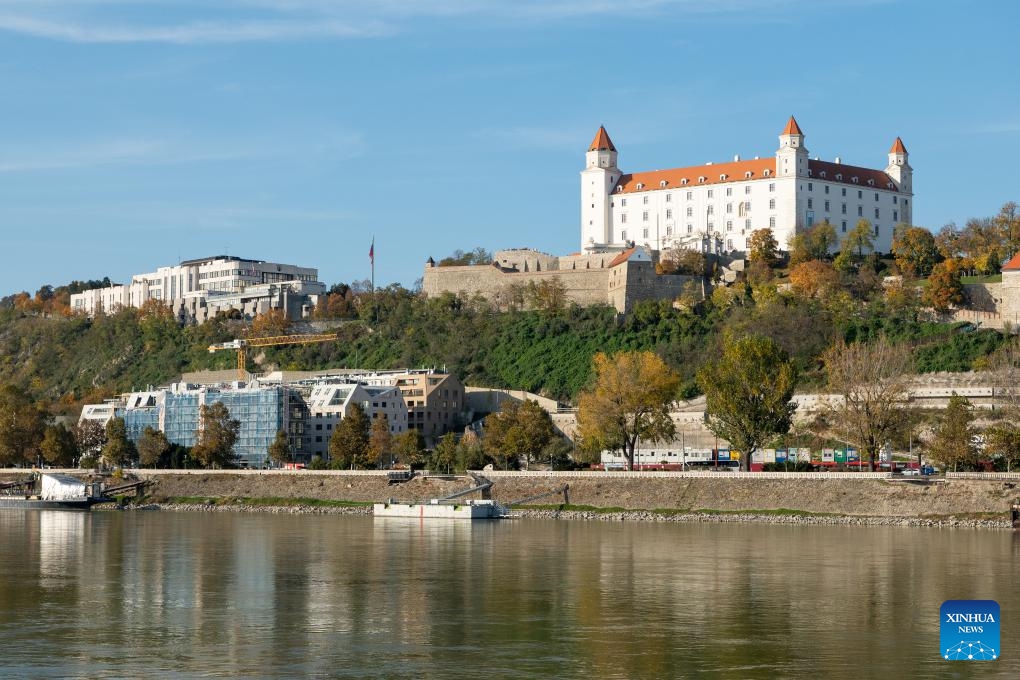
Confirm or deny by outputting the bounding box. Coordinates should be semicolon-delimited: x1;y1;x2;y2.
886;136;912;224
581;125;621;250
777;115;808;178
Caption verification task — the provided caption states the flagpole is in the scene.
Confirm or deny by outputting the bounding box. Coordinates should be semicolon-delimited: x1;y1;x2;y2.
370;237;375;293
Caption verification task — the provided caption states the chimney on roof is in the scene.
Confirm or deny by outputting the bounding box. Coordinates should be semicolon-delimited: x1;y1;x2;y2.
834;156;841;164
734;155;740;162
754;156;759;160
706;161;713;165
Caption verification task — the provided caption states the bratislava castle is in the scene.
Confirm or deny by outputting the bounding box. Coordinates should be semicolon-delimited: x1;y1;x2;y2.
580;116;912;254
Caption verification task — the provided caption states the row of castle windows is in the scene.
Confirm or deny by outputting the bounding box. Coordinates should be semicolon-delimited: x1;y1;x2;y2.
625;218;883;245
617;183;777;208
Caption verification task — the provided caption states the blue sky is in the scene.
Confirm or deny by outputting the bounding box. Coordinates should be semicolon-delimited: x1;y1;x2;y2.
1;0;1019;295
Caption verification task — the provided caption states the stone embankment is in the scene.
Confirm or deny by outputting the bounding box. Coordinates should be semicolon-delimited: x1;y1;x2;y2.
113;470;1020;528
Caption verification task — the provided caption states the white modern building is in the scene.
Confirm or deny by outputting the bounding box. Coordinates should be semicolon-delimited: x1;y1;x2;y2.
304;382;408;459
581;117;912;255
70;255;325;322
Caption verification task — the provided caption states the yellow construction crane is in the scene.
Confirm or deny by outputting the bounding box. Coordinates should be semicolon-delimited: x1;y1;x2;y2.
208;333;338;380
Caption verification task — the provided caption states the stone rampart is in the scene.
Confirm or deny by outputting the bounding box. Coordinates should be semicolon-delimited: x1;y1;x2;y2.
423;264;610;308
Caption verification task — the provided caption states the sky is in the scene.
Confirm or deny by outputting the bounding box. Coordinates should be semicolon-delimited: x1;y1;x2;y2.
1;0;1019;295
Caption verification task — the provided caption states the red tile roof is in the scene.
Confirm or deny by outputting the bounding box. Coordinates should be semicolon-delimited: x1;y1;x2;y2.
615;157;775;194
589;126;617;152
889;137;908;154
808;160;899;191
782;116;803;136
608;247;636;268
1002;253;1020;271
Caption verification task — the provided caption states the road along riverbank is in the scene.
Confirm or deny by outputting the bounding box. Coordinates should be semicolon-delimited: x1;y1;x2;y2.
110;470;1020;528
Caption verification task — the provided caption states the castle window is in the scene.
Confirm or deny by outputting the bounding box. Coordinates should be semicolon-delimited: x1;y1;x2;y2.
621;198;627;207
893;196;898;204
820;171;827;178
686;191;692;200
858;190;863;199
807;198;813;209
726;220;733;231
745;185;752;194
851;176;859;184
643;196;649;205
707;205;714;215
643;228;649;237
842;203;847;214
868;179;875;186
621;213;627;223
764;169;771;177
808;182;813;191
698;176;706;183
637;183;644;189
666;225;673;235
769;183;775;192
666;209;673;219
687;224;693;234
643;211;649;221
807;169;813;177
874;224;880;237
707;189;714;198
745;171;752;179
769;216;776;228
720;174;728;181
875;208;880;219
726;203;733;214
726;187;732;196
893;210;898;222
874;192;879;201
745;218;751;230
824;185;830;194
666;193;672;202
858;206;863;217
842;220;847;232
686;207;693;217
769;198;776;210
904;199;908;207
681;178;689;185
621;230;627;240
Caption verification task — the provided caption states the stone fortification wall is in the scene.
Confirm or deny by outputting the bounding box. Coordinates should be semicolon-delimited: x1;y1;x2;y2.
608;261;696;313
129;471;1018;519
422;264;610;308
493;249;560;273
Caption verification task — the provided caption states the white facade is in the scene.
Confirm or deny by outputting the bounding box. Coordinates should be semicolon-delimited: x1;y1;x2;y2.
581;118;913;255
304;382;408;459
70;255;324;321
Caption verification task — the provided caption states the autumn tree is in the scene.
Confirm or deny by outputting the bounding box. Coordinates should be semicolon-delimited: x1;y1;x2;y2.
789;260;840;299
0;384;47;467
40;423;78;467
526;277;568;314
191;402;240;468
73;419;107;460
576;351;680;470
267;430;291;468
822;338;913;471
328;402;370;469
102;416;137;468
923;258;965;314
483;399;556;470
697;335;797;471
891;225;942;278
985;426;1020;472
137;426;171;468
248;308;292;338
392;429;426;468
658;247;708;276
431;432;459;473
368;417;392;468
845;219;876;258
456;430;489;471
747;228;780;267
994;201;1020;259
788;221;838;265
927;394;978;471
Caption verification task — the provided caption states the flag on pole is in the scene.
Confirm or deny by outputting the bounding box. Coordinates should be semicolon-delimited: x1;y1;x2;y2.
369;238;375;265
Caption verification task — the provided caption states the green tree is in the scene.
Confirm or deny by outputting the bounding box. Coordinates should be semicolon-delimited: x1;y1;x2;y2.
747;228;779;267
431;432;459;473
40;423;78;467
368;416;392;468
191;402;240;468
891;225;942;278
483;399;557;470
927;394;978;471
102;416;137;468
788;221;838;265
137;426;171;468
0;384;47;467
697;335;797;471
985;425;1020;472
822;338;912;471
456;430;489;471
844;219;876;258
267;429;291;468
576;351;680;470
329;403;370;469
73;419;107;460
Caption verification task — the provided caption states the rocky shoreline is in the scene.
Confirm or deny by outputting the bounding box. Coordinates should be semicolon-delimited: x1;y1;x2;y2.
106;501;1013;529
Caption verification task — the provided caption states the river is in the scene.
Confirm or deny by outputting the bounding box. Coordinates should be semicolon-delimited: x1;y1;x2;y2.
0;510;1017;679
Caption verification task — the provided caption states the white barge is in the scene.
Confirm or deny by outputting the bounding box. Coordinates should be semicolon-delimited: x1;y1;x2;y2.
373;498;507;520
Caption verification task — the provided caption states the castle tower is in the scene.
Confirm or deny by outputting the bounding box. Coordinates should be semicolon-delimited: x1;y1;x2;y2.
581;126;621;251
776;115;808;178
886;137;912;192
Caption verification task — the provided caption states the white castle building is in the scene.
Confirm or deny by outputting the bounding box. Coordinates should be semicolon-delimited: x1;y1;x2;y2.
581;117;912;255
70;255;325;322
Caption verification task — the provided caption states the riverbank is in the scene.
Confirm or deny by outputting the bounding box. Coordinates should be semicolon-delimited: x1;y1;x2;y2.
102;470;1020;528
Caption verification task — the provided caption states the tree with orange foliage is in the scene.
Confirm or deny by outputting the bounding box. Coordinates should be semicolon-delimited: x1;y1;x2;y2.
789;260;840;299
248;308;291;337
923;258;965;314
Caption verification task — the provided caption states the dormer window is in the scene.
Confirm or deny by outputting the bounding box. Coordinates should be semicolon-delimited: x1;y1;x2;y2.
636;182;644;189
698;176;706;183
745;171;753;179
719;174;727;181
763;169;771;177
887;182;894;189
616;185;623;192
660;180;667;188
807;169;813;177
851;176;859;184
819;171;827;178
836;173;843;181
867;179;874;186
681;178;689;185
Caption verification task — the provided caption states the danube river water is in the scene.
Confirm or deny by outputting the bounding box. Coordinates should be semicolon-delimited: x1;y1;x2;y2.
0;510;1017;679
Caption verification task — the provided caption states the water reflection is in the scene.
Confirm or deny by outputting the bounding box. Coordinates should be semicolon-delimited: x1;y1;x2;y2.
0;512;1017;679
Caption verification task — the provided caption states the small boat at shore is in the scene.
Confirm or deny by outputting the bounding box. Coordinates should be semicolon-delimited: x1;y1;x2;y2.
0;473;105;510
373;498;508;520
